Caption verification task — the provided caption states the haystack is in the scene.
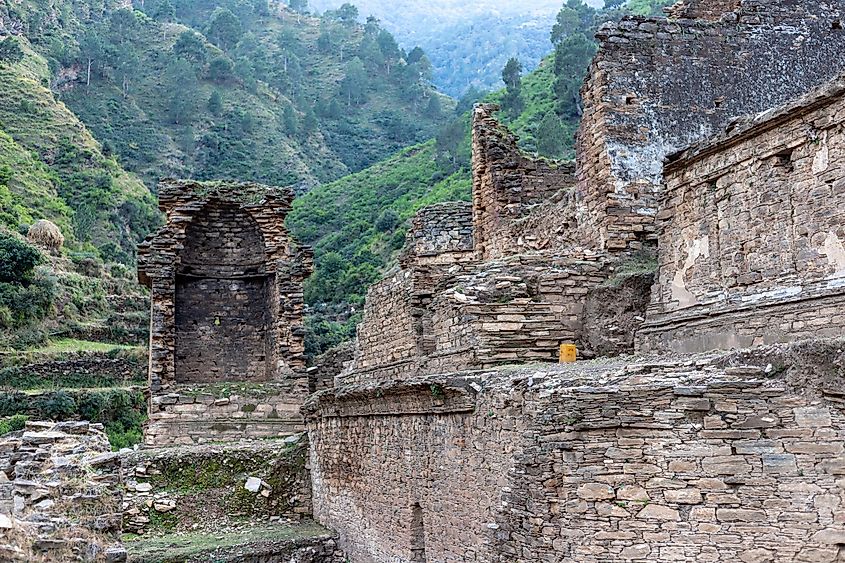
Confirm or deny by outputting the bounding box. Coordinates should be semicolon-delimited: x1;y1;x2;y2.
27;219;64;253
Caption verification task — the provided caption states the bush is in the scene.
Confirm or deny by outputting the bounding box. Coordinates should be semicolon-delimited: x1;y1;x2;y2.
0;233;43;284
40;390;77;419
0;414;28;435
0;389;146;449
0;271;57;330
2;326;49;350
375;209;399;233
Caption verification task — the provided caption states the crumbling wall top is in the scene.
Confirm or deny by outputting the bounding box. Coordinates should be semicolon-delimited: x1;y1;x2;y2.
664;0;741;21
137;179;310;288
156;178;295;215
400;202;474;267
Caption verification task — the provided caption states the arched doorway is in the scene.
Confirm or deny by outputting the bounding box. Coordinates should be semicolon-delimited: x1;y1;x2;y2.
174;200;274;383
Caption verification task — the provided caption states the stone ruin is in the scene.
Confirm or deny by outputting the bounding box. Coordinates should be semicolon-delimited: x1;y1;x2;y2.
0;422;125;562
10;1;842;561
304;1;845;561
137;179;313;446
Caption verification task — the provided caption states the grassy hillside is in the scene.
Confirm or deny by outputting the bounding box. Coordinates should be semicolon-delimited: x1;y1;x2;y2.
0;36;159;261
4;0;453;191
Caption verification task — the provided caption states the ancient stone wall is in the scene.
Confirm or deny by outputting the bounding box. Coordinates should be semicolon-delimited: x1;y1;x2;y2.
348;270;419;382
123;437;312;536
576;1;845;252
137;179;312;446
305;378;509;563
0;421;125;562
144;382;306;446
310;342;354;393
400;202;475;267
343;250;646;384
639;77;845;353
307;340;845;562
472;104;576;260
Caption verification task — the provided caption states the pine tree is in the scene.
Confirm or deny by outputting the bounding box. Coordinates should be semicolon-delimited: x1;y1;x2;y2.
208;56;234;82
78;30;104;86
337;4;359;25
340;57;367;107
163;58;199;124
154;0;176;22
282;104;298;134
501;58;523;115
376;30;401;75
536;111;567;158
206;8;243;50
553;33;596;117
208;90;223;116
173;31;207;65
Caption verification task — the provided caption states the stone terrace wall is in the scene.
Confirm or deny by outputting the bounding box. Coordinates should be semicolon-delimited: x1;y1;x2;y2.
472;104;576;260
639;78;845;354
576;1;845;252
307;340;845;562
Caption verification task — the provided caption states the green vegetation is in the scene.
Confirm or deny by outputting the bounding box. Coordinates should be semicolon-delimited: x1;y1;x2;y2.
0;414;28;435
0;37;160;261
288;141;470;355
32;338;138;355
602;250;659;288
0;388;146;449
0;341;147;391
309;0;564;96
0;234;55;340
124;522;332;562
1;0;453;192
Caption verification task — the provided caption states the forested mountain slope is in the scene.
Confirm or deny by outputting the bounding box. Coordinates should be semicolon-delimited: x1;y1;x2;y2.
0;36;159;260
309;0;570;96
2;0;451;191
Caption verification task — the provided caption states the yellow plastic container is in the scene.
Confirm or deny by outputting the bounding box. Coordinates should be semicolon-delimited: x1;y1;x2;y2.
559;343;577;364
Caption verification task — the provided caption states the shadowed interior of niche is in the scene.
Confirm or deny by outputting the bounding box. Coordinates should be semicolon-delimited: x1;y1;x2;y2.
174;200;274;384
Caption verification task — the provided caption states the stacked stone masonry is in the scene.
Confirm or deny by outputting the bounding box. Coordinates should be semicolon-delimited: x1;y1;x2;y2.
472;104;577;260
639;76;845;353
0;421;125;562
138;179;312;446
143;382;307;446
122;438;312;536
307;340;845;563
575;0;845;252
342;105;650;385
400;202;475;267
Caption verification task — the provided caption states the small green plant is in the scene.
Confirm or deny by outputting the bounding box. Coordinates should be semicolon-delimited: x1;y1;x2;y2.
429;383;445;399
0;414;27;435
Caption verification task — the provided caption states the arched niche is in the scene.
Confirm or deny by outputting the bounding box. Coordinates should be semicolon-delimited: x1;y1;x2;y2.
174;200;274;383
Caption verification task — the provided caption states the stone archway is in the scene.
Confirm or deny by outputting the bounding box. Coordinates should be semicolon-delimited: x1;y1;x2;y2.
174;199;274;383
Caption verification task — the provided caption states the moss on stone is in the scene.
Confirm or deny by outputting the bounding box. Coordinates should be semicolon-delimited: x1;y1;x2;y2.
124;522;332;563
